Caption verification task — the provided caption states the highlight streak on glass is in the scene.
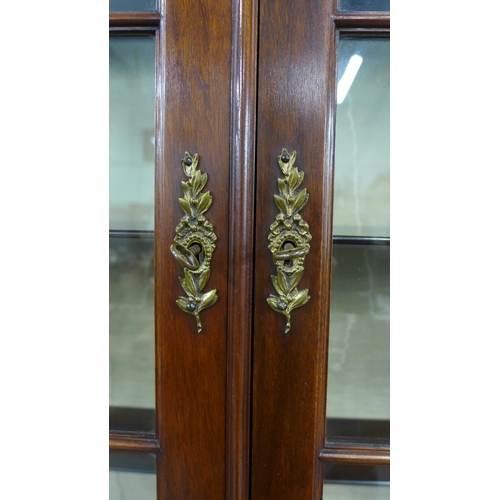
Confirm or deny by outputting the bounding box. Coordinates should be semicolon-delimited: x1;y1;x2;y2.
337;55;363;104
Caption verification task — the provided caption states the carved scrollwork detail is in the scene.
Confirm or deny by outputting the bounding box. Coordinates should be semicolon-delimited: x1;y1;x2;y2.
267;149;312;333
170;152;218;333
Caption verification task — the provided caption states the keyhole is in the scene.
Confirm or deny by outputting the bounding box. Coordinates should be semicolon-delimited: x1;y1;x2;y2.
283;241;295;268
189;243;204;265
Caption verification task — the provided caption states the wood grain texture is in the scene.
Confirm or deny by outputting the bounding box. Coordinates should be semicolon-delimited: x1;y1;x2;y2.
154;0;232;498
251;0;337;498
226;0;259;498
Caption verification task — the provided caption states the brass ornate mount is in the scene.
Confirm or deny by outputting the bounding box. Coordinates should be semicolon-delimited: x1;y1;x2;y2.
170;152;218;333
267;149;312;333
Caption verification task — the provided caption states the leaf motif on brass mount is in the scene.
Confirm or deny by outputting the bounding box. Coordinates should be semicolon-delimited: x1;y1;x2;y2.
170;152;218;333
267;149;312;333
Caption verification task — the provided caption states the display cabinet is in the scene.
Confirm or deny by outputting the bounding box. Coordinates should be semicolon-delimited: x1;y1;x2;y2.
109;0;389;498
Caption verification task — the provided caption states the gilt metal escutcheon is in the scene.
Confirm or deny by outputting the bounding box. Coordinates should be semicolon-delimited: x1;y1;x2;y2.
170;152;218;333
267;149;312;333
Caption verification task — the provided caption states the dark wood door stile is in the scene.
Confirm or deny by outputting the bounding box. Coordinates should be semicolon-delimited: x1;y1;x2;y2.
226;0;259;498
251;0;337;498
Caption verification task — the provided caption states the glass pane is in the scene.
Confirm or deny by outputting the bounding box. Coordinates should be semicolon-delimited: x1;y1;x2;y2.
323;483;389;500
333;38;389;237
326;244;389;440
338;0;389;12
110;406;155;434
324;464;389;500
109;0;157;11
110;452;156;500
109;236;155;411
110;36;156;231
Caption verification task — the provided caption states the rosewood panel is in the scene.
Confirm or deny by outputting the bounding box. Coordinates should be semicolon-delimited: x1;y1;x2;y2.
155;0;232;498
251;0;336;499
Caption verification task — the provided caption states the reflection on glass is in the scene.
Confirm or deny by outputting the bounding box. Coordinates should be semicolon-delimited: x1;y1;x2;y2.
323;483;390;500
110;406;155;435
334;38;389;237
109;452;156;500
109;0;156;11
326;244;389;434
324;464;389;500
110;36;156;231
338;0;389;12
109;237;155;409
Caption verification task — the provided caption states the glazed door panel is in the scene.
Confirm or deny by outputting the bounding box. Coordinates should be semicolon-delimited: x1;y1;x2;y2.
156;0;233;497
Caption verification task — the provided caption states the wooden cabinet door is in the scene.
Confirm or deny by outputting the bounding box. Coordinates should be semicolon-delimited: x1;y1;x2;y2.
250;1;390;499
251;0;336;495
109;1;244;498
108;0;266;496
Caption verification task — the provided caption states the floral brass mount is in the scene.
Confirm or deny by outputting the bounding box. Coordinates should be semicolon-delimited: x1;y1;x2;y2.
170;152;218;333
267;149;312;333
